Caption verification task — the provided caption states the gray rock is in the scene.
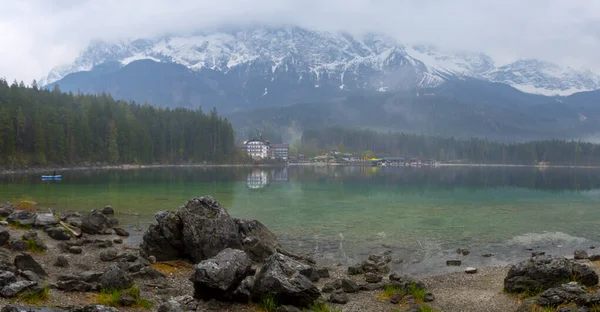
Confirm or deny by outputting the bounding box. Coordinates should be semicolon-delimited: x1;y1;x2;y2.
504;255;599;294
234;218;280;262
347;263;363;275
7;210;36;226
0;280;38;297
113;227;129;237
365;272;382;283
317;267;330;278
0;271;16;288
589;254;600;261
361;259;389;274
252;253;320;307
532;251;546;257
231;275;254;302
148;256;156;264
176;196;243;262
68;246;82;254
340;278;359;293
100;264;133;290
67;217;82;228
130;267;165;280
329;292;349;304
55;280;97;292
0;231;9;246
0;221;7;227
107;218;119;227
424;292;435;302
58;271;103;283
34;213;58;227
575;250;589;260
465;267;478;274
113;238;123;244
1;304;67;312
99;249;118;261
21;270;42;283
446;260;461;266
0;202;14;217
101;206;114;215
0;248;11;272
81;209;111;235
387;273;426;291
456;248;470;255
119;293;136;306
536;282;585;307
69;305;121;312
157;302;184;312
481;253;495;257
390;293;404;304
322;280;341;293
54;256;69;268
191;248;253;300
45;227;70;241
7;240;27;251
359;281;386;291
14;253;47;277
139;211;184;261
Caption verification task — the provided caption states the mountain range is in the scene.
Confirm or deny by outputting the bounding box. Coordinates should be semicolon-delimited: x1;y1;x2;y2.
42;25;600;142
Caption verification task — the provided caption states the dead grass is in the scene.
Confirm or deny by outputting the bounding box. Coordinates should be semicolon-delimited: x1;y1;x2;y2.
151;260;193;275
15;199;37;212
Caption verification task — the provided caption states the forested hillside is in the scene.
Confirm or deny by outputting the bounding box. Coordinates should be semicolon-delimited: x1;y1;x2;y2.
0;79;240;167
301;126;600;166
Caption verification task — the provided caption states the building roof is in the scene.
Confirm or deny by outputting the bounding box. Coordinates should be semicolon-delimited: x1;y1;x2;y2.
271;144;289;148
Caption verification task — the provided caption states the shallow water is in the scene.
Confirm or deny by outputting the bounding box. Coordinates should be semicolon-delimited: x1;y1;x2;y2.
2;165;600;275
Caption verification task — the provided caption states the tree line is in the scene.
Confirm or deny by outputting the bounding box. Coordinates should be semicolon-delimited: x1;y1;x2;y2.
301;126;600;166
0;79;244;167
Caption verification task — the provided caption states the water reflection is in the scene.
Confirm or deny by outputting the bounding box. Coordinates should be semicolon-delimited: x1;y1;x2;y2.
246;167;289;189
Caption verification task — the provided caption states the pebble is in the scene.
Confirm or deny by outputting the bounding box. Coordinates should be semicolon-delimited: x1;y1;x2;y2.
390;293;404;304
481;253;494;257
532;251;545;257
148;256;157;264
0;221;7;226
456;248;470;256
68;246;82;254
465;267;478;274
424;292;435;302
446;260;461;266
113;238;123;244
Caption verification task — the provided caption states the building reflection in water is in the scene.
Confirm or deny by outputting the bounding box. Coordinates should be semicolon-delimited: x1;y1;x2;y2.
246;167;289;189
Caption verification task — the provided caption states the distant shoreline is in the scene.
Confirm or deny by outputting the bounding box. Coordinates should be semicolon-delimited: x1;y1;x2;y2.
2;161;600;176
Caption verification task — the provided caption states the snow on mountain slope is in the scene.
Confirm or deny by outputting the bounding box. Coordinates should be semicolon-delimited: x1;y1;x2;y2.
41;26;600;96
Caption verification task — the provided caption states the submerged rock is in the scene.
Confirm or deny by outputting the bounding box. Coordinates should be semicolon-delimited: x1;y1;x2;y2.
574;250;589;260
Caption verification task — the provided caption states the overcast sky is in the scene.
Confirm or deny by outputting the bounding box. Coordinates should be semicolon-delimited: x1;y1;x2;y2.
1;0;599;82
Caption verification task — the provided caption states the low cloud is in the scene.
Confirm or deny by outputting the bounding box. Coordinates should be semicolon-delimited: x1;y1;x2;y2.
1;0;599;82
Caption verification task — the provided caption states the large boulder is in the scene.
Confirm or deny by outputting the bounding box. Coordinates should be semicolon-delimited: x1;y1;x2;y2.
176;196;242;262
0;202;14;217
252;253;320;307
140;211;184;261
234;218;280;262
191;248;253;300
504;255;599;293
81;210;112;235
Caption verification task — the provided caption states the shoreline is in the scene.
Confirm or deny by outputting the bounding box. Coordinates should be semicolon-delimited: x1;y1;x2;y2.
3;161;600;176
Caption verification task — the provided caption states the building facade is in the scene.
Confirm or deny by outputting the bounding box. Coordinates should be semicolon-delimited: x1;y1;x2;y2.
244;138;270;160
270;144;289;160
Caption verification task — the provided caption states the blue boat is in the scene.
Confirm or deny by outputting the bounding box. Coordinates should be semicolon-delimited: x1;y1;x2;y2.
41;175;62;180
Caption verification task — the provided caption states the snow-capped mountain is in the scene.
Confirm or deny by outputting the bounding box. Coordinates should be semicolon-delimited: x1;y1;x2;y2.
42;25;600;100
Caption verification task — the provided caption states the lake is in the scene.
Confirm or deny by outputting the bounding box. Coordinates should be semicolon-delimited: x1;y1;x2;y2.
2;165;600;275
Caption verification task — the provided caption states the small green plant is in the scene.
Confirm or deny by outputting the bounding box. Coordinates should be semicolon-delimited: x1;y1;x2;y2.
96;285;152;308
407;283;427;302
417;304;440;312
13;284;50;304
259;295;277;312
377;284;404;300
305;302;342;312
8;220;32;230
24;239;46;253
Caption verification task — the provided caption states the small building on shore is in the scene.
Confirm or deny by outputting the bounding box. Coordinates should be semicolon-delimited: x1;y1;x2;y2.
244;138;270;160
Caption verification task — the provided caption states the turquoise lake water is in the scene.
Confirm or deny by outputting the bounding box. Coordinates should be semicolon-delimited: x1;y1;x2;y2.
2;165;600;275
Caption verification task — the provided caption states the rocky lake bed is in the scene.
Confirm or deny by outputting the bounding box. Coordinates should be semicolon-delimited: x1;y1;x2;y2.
0;197;599;311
